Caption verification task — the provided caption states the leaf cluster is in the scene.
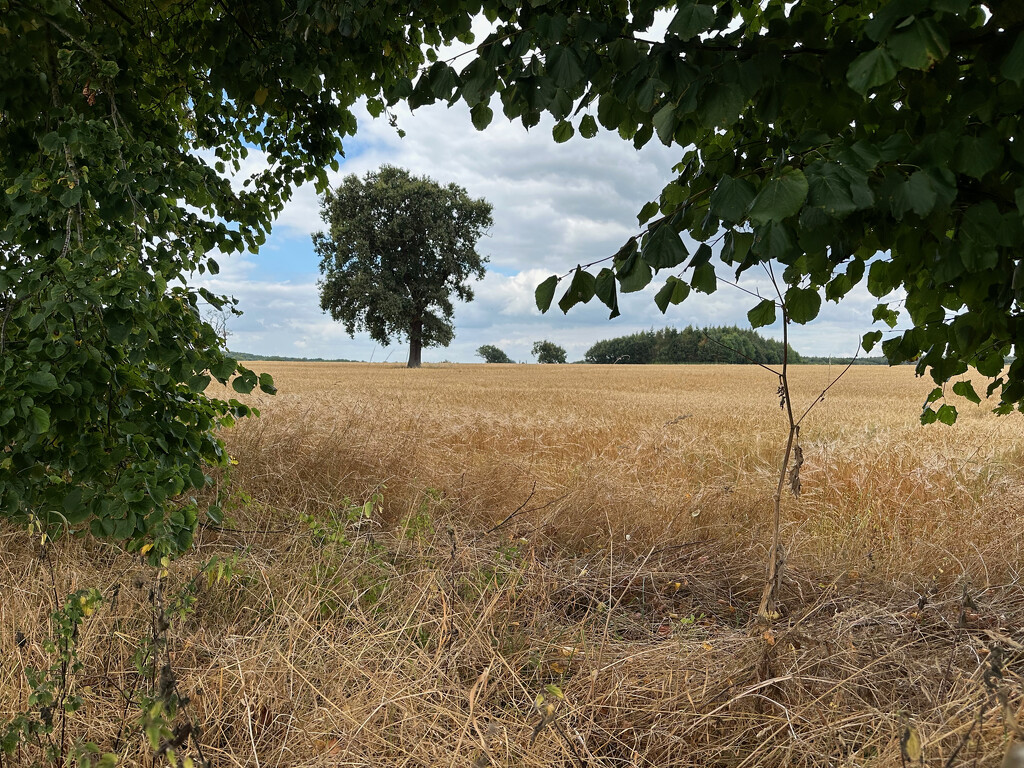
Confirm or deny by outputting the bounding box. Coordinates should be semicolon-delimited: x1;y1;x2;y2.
0;0;438;554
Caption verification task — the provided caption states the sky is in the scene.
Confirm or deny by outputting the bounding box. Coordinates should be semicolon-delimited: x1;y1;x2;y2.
191;96;895;365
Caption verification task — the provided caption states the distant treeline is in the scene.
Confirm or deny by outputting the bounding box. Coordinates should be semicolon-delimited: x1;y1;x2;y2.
584;326;802;365
799;356;890;365
229;351;358;363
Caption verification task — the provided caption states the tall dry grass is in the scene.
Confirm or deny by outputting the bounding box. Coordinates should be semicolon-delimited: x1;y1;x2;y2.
2;363;1023;767
229;363;1024;584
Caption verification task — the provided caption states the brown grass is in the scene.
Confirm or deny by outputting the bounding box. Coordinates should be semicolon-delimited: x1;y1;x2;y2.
2;363;1024;767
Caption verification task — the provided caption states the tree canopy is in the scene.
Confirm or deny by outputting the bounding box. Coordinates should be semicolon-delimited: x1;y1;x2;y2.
314;166;492;368
533;340;568;364
396;0;1024;421
0;0;447;555
477;344;514;363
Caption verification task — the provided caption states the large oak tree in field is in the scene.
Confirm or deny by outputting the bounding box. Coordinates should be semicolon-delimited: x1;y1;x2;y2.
314;166;493;368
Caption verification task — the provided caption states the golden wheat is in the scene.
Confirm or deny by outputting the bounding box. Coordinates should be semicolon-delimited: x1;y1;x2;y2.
2;363;1023;767
231;362;1024;582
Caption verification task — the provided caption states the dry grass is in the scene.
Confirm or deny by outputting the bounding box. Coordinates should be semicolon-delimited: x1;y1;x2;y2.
3;362;1024;767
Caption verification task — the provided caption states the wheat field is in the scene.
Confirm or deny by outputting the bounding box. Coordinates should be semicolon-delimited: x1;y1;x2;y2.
230;362;1024;581
2;363;1024;767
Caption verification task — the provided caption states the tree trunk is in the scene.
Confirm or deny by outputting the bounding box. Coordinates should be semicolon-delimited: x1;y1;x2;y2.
407;319;422;368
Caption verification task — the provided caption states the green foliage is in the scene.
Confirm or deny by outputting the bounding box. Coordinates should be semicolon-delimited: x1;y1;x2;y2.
532;340;567;364
314;166;493;368
402;488;441;541
399;0;1024;421
302;490;384;549
2;589;111;767
583;326;801;366
476;344;514;363
0;0;436;555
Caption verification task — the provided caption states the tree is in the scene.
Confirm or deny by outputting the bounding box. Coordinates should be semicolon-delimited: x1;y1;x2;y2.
477;344;514;363
395;0;1024;421
0;1;443;556
532;340;567;364
315;166;493;368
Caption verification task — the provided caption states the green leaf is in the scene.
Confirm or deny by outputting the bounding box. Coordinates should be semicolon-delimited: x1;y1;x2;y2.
652;103;678;145
258;372;277;395
662;182;687;207
642;224;688;271
470;103;493;130
757;221;798;261
558;268;597;313
27;371;59;391
1001;32;1024;84
428;62;458;100
749;169;808;224
864;0;928;41
689;242;713;268
952;380;981;404
654;276;691;312
862;330;883;352
936;403;958;425
872;303;900;328
29;407;50;435
977;350;1006;377
594;268;620;318
691;262;716;294
579;114;599;139
617;254;653;293
887;18;949;70
187;374;211;393
58;185;83;207
710;175;756;222
953;134;1003;180
747;299;777;328
547;45;584;89
722;230;754;266
231;371;256;394
552;120;574;143
698;83;744;127
637;200;660;225
535;275;559;313
667;4;715;40
807;165;857;217
785;287;822;324
211;359;236;381
847;48;897;96
894;171;937;218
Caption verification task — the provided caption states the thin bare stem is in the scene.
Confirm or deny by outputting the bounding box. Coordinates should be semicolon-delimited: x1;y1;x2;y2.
795;347;860;426
758;263;795;623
